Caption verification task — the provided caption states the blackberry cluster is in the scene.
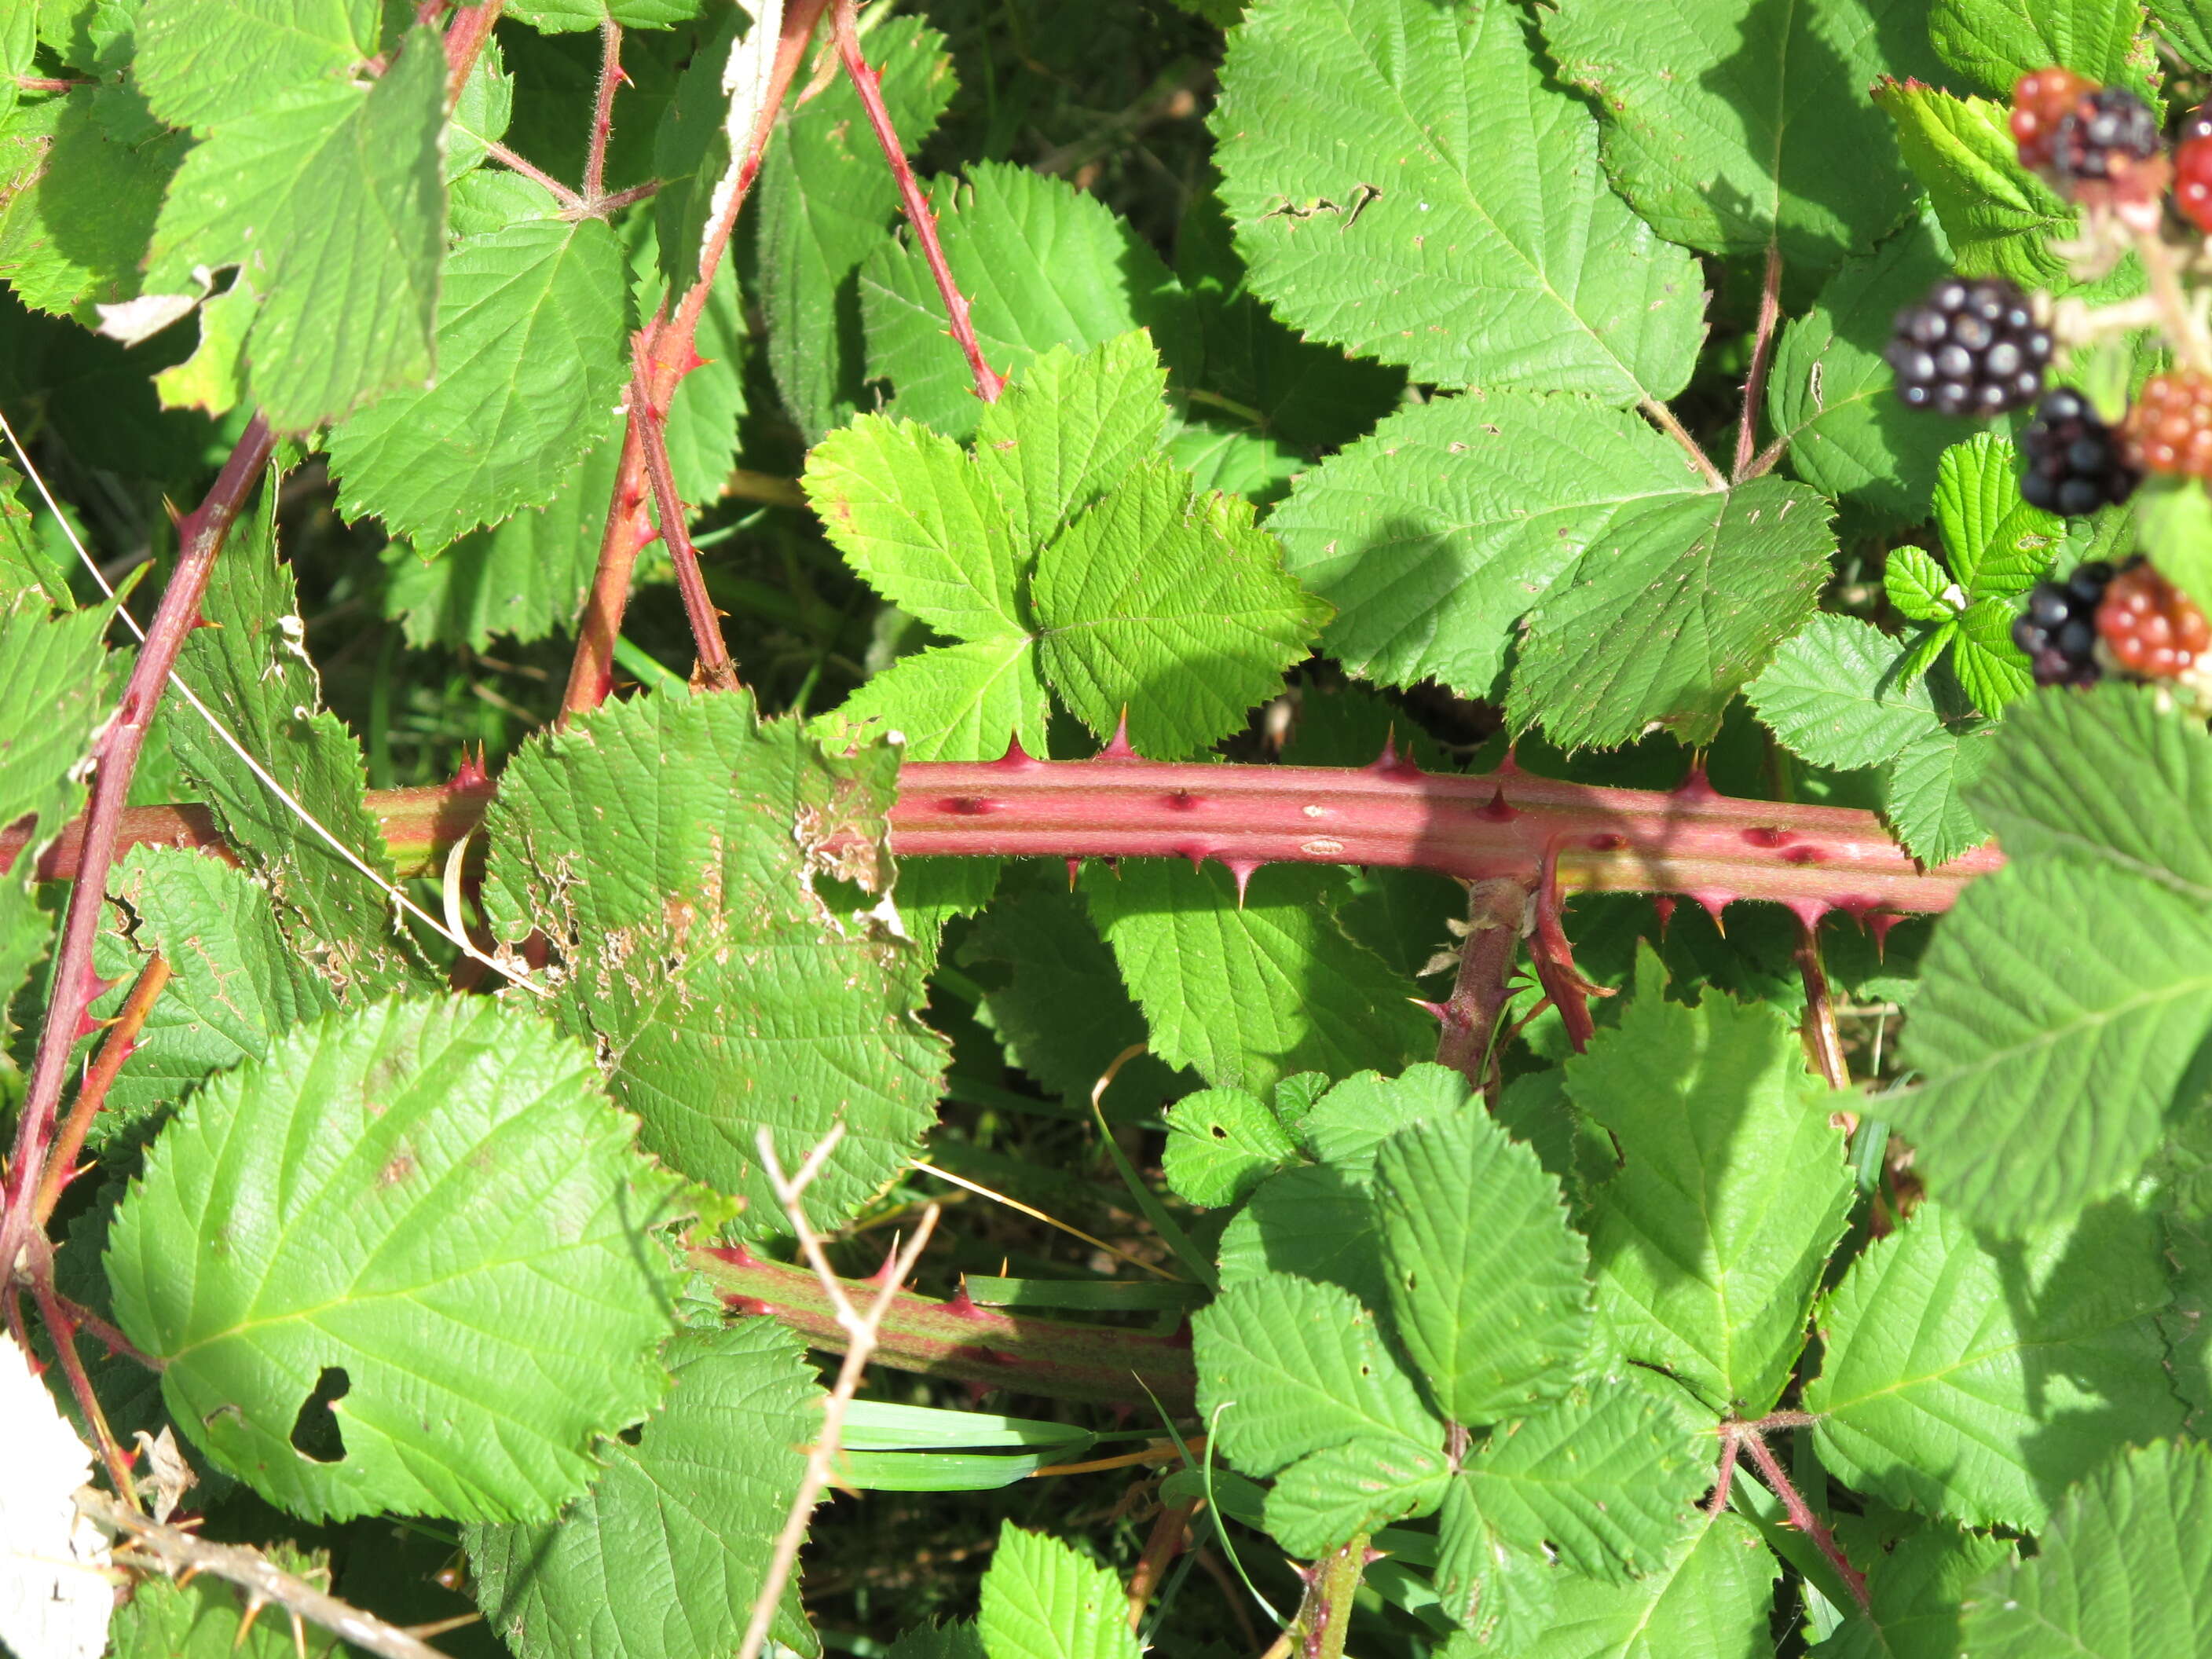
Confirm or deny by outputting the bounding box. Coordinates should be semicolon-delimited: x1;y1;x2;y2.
2012;562;2114;688
2052;86;2162;182
2098;558;2212;678
2020;388;2139;516
1885;278;2051;416
2010;68;2093;170
2122;370;2212;479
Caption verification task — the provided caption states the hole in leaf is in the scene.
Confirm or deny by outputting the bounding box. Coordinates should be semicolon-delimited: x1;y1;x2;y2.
617;1423;644;1446
290;1366;350;1463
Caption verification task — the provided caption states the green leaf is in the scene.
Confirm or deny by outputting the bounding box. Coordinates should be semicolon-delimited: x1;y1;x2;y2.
467;1322;822;1659
145;28;446;430
1885;547;1960;623
977;1523;1141;1659
326;217;630;549
2136;476;2212;621
1899;858;2212;1227
1948;595;2034;713
135;0;379;131
1300;1064;1476;1181
892;1626;985;1659
1162;1087;1299;1208
1968;683;2212;892
1432;1477;1558;1646
974;333;1169;551
1034;457;1328;756
166;488;428;999
1928;0;2156;98
1217;1164;1387;1309
2152;0;2212;64
104;996;686;1522
109;1544;342;1658
380;411;620;650
1083;860;1434;1095
1487;1513;1779;1659
0;90;186;321
1805;1199;2181;1529
1959;1440;2212;1657
446;33;514;182
0;588;112;1010
1372;1112;1594;1426
1933;433;2067;597
1811;1520;2012;1659
961;880;1185;1106
1766;216;1959;522
825;639;1051;764
805;414;1026;639
1565;951;1854;1415
509;0;701;27
1898;689;2212;1226
1541;0;1938;267
1266;393;1709;702
756;13;956;442
859;162;1185;441
1193;1273;1448;1554
1212;0;1704;402
1462;1388;1705;1583
89;848;339;1138
1881;724;1996;867
1749;613;1942;771
152;273;255;416
1876;79;2141;300
484;690;947;1229
1505;475;1836;750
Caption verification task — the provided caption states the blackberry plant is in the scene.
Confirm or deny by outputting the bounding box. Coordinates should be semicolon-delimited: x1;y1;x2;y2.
9;7;2212;1659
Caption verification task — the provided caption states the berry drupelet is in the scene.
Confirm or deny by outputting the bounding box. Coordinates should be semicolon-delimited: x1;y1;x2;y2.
2122;370;2212;479
2013;562;2114;687
2097;558;2212;679
2178;104;2212;233
1885;277;2051;416
2020;388;2139;516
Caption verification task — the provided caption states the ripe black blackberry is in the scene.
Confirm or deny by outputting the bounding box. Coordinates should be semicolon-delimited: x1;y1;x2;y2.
1885;277;2051;416
2051;86;2161;181
2012;562;2115;687
2020;388;2138;517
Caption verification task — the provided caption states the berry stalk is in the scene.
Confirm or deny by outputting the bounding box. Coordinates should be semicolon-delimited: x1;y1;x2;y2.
9;747;2000;921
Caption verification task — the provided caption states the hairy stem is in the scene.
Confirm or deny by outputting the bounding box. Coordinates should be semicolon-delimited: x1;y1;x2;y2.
1288;1534;1372;1659
1126;1498;1200;1631
441;0;504;106
485;139;584;209
833;0;1004;404
1640;396;1727;490
13;755;2000;919
2130;220;2212;373
1734;242;1783;482
560;0;830;718
1733;1423;1868;1613
32;953;172;1228
1;416;273;1315
33;1268;138;1502
632;358;741;690
1433;877;1529;1098
693;1246;1198;1410
584;18;622;204
80;1489;450;1659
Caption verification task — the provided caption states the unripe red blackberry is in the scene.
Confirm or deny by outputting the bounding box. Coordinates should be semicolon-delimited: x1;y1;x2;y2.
2053;86;2163;182
2012;561;2114;687
2178;105;2212;232
2020;388;2140;516
2123;370;2212;478
1884;277;2051;416
2097;558;2212;678
2011;68;2095;171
